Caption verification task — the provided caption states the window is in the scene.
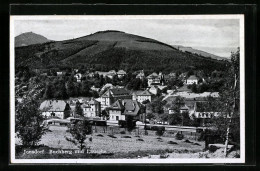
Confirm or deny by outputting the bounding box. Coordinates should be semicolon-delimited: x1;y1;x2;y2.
116;116;119;120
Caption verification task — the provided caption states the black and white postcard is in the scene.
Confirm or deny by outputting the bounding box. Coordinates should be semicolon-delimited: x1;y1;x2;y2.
10;15;245;163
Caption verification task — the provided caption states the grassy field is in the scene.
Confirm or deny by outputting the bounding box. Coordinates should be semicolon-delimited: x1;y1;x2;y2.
16;125;205;159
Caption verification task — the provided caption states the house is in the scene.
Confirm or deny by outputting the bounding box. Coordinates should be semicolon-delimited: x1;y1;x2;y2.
168;104;189;114
117;70;126;78
82;99;101;118
100;88;132;109
132;90;152;103
136;70;145;80
147;72;161;87
194;102;219;119
74;73;82;82
186;75;199;85
40;100;71;119
108;99;141;121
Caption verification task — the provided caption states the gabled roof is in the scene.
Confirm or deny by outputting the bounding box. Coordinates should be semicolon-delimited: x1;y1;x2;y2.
40;100;68;112
187;75;198;80
123;100;141;116
147;72;159;79
137;90;152;96
101;89;112;97
110;88;130;96
89;99;100;105
110;99;125;110
109;99;141;116
117;70;126;74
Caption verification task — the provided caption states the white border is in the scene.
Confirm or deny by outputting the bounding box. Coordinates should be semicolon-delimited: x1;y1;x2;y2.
10;15;245;164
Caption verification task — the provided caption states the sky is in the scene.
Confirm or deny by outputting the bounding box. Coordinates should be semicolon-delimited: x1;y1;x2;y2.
14;17;240;58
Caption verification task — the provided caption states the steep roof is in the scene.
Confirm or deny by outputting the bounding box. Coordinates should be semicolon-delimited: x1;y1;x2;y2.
40;100;68;112
109;99;141;116
123;100;141;116
110;99;125;110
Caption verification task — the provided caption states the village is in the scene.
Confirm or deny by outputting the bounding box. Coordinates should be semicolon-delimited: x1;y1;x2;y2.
22;68;222;128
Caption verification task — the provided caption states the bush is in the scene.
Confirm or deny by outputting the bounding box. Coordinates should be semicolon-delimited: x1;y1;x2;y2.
156;127;165;136
136;138;144;141
208;145;219;153
184;139;192;143
193;143;201;146
96;134;103;137
120;131;126;134
108;135;117;138
168;141;178;145
122;135;131;138
175;132;184;140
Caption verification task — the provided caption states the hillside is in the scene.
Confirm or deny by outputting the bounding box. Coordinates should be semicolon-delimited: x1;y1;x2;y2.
172;45;227;61
15;32;51;47
15;30;228;73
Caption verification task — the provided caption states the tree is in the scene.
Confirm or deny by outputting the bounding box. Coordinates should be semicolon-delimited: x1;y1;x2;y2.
126;115;135;132
168;96;185;125
66;80;76;97
81;81;91;97
74;101;83;117
43;83;54;99
15;97;48;146
210;48;240;157
66;119;92;150
191;83;197;93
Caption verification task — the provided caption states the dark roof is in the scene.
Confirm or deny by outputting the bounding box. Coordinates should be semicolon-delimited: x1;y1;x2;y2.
109;99;141;116
123;100;141;116
110;99;125;110
195;102;215;112
110;88;130;96
136;90;152;96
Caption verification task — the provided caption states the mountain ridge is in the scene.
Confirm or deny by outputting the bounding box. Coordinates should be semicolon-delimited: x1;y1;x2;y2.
15;30;228;73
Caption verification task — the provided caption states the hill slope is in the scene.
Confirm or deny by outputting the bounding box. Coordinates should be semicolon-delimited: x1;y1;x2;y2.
15;32;51;47
15;30;228;73
172;45;226;61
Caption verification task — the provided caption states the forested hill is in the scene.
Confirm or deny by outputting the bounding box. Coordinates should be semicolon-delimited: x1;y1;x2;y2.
15;30;229;73
15;32;51;47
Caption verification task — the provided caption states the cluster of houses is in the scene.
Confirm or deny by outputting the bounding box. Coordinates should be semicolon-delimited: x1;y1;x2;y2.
40;87;153;122
36;67;219;125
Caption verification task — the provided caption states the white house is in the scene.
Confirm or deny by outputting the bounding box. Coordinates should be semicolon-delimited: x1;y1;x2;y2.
186;75;199;85
147;72;161;87
40;100;71;119
82;99;101;118
132;90;152;103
